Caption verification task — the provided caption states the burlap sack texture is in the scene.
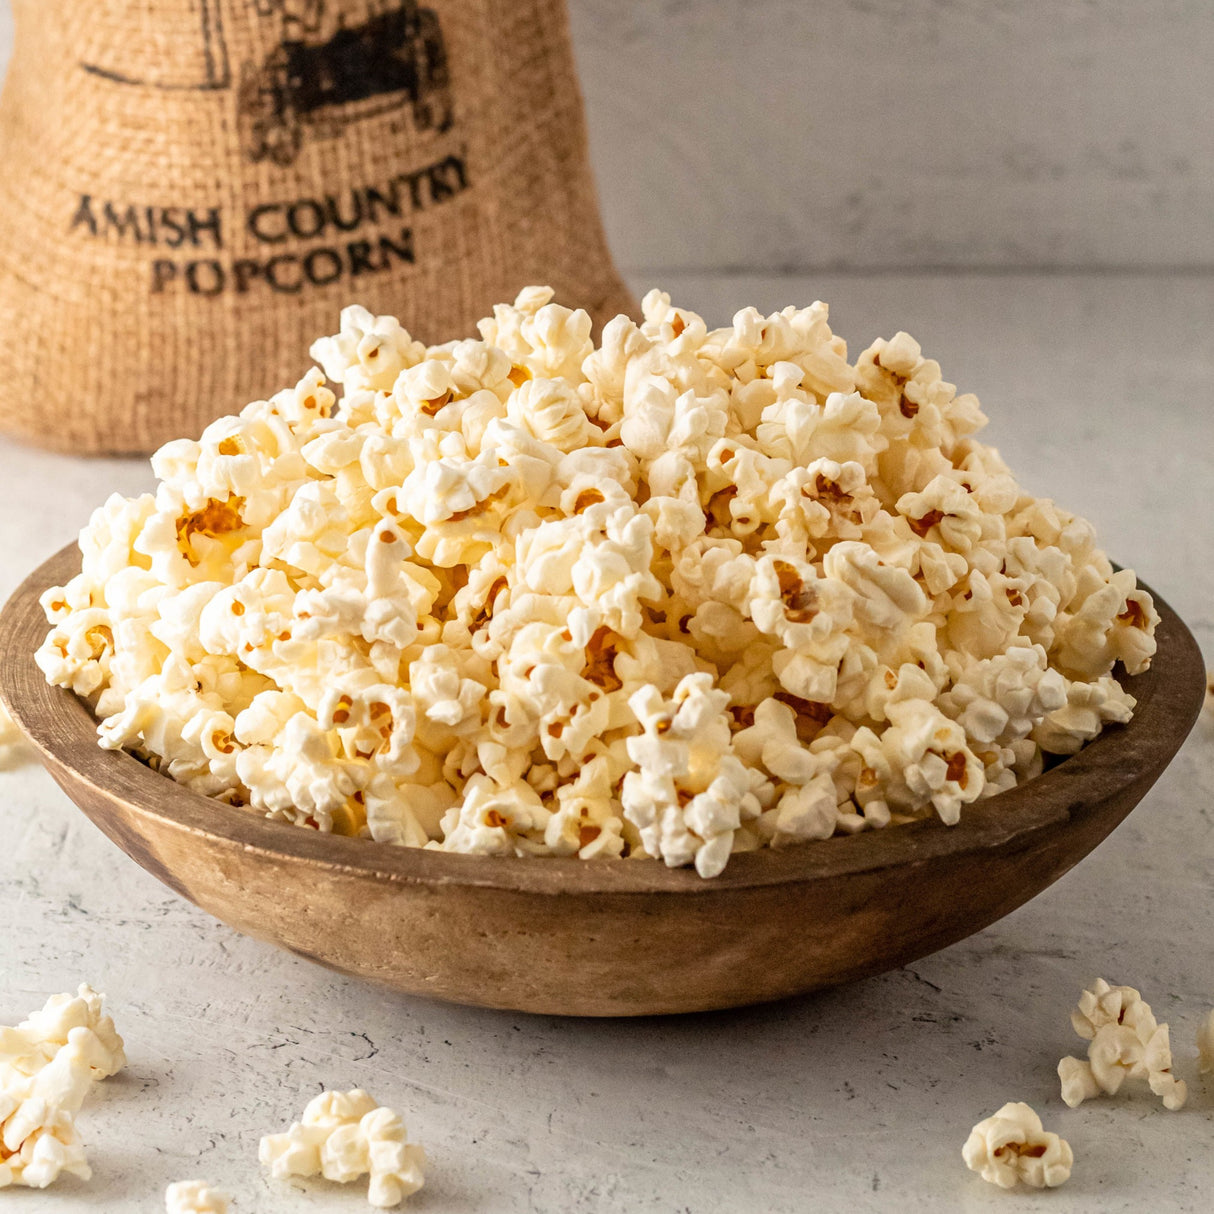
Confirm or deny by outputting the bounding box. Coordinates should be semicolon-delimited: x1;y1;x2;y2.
0;0;636;454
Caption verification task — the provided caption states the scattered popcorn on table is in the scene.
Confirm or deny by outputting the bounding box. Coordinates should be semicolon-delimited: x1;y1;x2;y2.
165;1179;231;1214
962;1101;1073;1190
0;986;125;1189
0;1114;91;1190
259;1089;425;1209
1058;978;1187;1110
36;288;1159;876
1195;1008;1214;1075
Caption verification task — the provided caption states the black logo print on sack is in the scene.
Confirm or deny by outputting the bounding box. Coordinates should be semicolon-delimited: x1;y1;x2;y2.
70;0;467;296
239;0;455;166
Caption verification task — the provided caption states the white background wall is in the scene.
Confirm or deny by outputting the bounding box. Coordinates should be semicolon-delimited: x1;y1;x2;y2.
568;0;1214;273
2;1;1213;273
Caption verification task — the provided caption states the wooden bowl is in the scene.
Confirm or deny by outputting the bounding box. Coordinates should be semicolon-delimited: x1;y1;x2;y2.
1;545;1205;1016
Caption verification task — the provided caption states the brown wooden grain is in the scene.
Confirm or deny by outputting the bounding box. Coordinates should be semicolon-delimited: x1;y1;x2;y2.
0;546;1205;1016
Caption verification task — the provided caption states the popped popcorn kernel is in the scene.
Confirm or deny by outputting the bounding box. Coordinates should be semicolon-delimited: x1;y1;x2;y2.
165;1179;231;1214
260;1089;425;1208
0;986;124;1191
39;288;1156;877
963;1102;1072;1190
176;495;247;564
1058;978;1187;1111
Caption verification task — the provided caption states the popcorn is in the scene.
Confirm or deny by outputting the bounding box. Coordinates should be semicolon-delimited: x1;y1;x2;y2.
822;541;927;632
35;607;117;698
0;986;124;1191
544;754;627;858
260;1089;425;1208
165;1180;231;1214
507;377;598;451
1053;567;1159;680
622;674;764;877
0;1115;91;1189
40;287;1157;877
1033;675;1136;756
962;1102;1072;1190
236;711;363;831
1058;979;1187;1111
0;985;125;1080
939;643;1067;749
850;699;983;825
310;305;425;395
438;773;551;856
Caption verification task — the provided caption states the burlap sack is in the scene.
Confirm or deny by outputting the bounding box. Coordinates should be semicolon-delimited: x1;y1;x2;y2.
0;0;635;454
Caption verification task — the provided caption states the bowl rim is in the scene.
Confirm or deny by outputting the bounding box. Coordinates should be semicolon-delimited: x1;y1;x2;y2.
1;544;1205;898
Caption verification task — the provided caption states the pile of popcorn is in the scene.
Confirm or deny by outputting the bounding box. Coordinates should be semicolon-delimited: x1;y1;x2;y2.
36;287;1159;877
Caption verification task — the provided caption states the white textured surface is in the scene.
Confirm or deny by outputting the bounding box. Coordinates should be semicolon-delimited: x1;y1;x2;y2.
0;272;1212;1212
2;2;1214;271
